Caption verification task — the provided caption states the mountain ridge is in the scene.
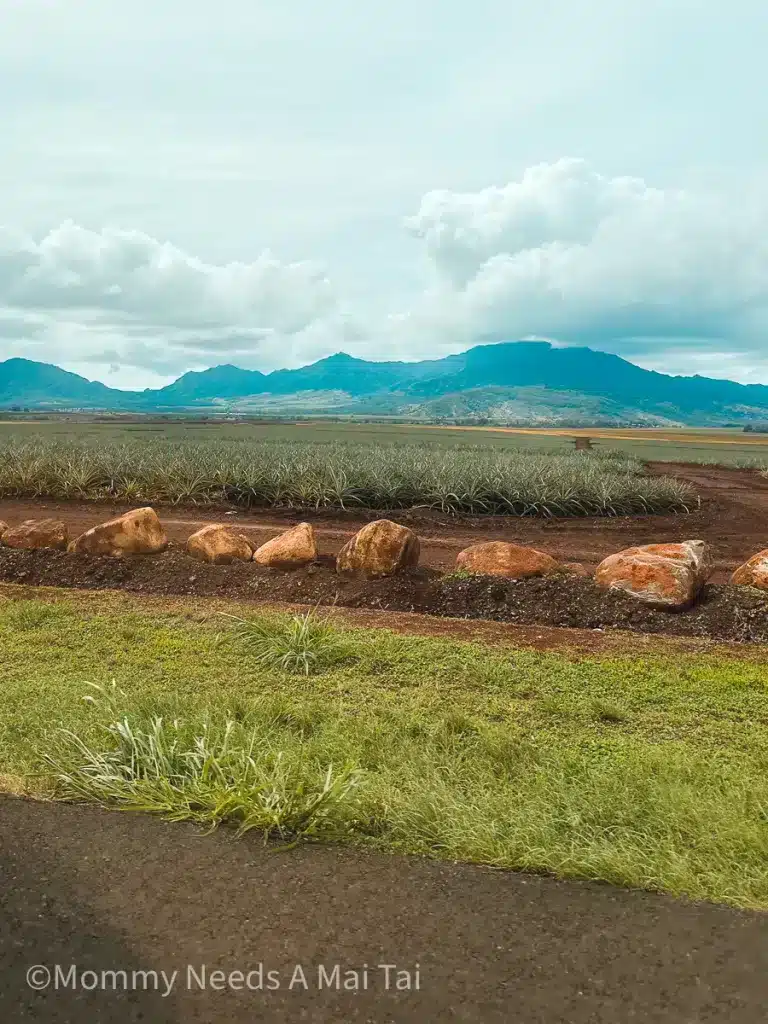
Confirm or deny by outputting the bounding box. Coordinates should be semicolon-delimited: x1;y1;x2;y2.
1;342;767;426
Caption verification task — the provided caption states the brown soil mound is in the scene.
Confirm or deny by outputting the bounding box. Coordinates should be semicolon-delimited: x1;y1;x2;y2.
2;546;768;644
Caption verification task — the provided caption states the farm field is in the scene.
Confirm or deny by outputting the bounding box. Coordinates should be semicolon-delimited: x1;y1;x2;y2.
0;437;690;516
1;417;768;466
0;455;766;595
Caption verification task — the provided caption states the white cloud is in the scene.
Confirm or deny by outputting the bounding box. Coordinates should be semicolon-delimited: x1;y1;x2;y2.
397;158;768;372
0;222;351;379
4;0;768;389
0;222;336;331
3;159;768;385
406;160;663;289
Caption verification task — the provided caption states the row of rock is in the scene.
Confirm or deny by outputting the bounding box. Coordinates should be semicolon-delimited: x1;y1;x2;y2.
2;508;768;611
0;509;417;576
0;509;168;557
188;518;420;575
192;525;768;611
188;522;318;567
457;538;768;609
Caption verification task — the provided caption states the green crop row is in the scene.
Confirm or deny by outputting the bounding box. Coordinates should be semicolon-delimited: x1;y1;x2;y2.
0;439;693;516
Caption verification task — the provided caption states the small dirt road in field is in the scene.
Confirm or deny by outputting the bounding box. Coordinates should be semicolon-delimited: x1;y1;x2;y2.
1;463;766;582
1;796;766;1023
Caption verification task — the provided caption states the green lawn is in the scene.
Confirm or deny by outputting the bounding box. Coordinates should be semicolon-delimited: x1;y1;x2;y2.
2;589;768;908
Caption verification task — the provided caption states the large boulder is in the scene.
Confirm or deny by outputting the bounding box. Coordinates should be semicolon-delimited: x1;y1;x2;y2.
455;541;559;579
731;550;768;590
253;523;317;568
186;524;254;564
336;519;419;577
68;507;168;557
2;518;68;551
595;540;712;609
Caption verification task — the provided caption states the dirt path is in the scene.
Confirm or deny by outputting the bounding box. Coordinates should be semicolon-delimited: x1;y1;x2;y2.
1;796;766;1023
1;462;767;581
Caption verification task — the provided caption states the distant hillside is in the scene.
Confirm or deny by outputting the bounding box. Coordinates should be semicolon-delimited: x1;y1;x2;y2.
0;359;136;409
399;386;682;427
2;341;768;426
153;364;268;403
156;352;432;402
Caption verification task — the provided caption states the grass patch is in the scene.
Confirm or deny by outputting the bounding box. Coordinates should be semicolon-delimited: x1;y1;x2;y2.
222;609;353;676
45;683;363;841
1;590;768;907
590;699;629;724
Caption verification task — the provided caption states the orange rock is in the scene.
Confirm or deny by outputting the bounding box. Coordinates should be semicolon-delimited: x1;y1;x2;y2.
560;562;592;578
595;540;712;609
455;541;559;578
68;507;168;557
731;550;768;589
337;519;419;578
0;521;8;540
186;524;254;564
253;523;317;568
2;518;68;550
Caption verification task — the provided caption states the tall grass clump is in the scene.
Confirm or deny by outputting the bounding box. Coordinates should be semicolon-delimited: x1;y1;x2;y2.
0;438;693;516
42;682;363;842
223;609;352;676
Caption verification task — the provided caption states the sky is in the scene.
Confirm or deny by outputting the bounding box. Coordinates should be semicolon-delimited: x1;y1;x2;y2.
2;0;768;389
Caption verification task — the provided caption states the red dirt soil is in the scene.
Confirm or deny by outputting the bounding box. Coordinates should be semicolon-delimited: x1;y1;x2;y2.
0;462;766;581
1;463;768;651
3;546;768;644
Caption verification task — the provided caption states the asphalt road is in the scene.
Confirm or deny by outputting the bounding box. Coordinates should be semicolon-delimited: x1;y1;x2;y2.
1;796;766;1022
